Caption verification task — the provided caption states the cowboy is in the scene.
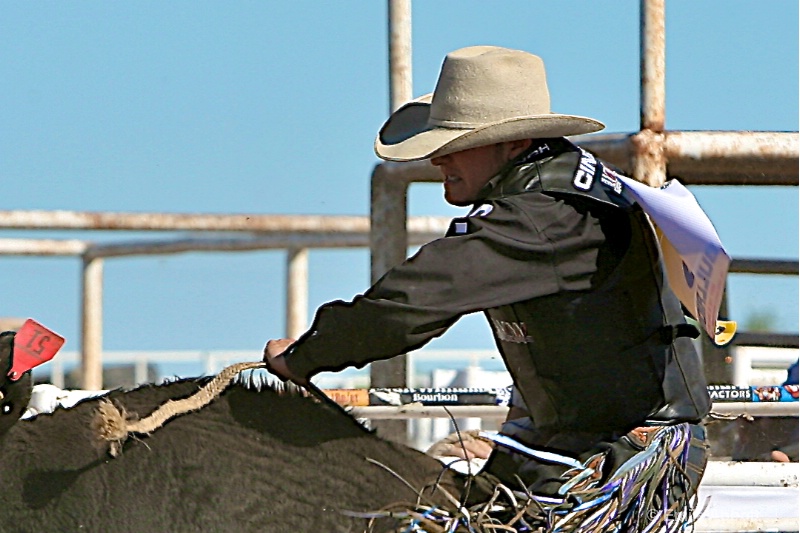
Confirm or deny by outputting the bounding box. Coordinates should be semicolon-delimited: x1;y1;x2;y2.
264;46;711;526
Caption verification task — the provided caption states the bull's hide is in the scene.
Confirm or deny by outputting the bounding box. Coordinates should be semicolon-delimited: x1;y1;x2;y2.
0;378;460;532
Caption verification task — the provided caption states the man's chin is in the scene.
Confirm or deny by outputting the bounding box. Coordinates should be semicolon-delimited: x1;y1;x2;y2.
444;192;473;207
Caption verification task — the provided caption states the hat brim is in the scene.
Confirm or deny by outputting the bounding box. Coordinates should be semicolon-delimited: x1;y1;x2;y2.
374;95;605;162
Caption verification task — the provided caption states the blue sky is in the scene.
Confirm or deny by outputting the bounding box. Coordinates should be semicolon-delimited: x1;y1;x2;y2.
1;1;797;358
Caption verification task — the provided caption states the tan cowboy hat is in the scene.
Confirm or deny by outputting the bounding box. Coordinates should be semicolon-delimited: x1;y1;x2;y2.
375;46;605;162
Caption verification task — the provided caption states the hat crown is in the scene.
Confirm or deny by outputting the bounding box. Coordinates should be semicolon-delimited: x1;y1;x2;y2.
374;45;604;162
430;46;551;128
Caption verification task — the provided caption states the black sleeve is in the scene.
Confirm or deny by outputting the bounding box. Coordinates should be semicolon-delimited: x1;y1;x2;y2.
285;193;603;379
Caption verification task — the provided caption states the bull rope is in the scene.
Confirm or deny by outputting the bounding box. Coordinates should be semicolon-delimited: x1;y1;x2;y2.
93;361;266;457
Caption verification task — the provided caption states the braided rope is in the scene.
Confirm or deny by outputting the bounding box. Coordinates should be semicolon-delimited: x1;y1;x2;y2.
93;361;266;457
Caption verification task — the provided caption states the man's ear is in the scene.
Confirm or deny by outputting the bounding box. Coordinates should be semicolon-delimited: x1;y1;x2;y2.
507;138;533;160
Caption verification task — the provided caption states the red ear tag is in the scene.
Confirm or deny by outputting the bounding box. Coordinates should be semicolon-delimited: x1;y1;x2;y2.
9;319;65;381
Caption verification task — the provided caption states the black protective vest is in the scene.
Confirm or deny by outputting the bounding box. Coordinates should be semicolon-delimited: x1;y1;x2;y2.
482;140;711;433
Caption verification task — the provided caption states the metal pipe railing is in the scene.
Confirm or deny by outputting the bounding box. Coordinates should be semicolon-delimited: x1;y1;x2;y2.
286;247;309;340
0;215;452;389
0;211;371;233
388;0;412;113
730;258;799;275
572;131;799;185
81;257;104;389
369;0;798;394
634;0;667;186
350;402;799;420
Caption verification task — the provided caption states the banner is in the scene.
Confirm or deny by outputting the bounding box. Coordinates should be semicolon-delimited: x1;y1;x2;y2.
320;386;798;407
618;177;736;345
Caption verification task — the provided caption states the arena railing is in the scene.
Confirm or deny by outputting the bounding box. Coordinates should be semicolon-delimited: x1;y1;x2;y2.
372;0;799;394
0;216;449;389
29;342;799;533
368;3;800;530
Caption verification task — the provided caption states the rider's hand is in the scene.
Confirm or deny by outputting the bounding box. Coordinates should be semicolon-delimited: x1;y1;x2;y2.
263;338;308;385
427;429;494;460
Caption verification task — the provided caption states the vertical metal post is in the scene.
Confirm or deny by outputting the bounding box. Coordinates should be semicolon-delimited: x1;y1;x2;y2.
370;168;412;444
134;355;148;385
638;0;734;383
286;247;309;339
50;358;64;389
370;168;410;385
369;163;442;445
370;167;410;284
702;285;735;384
80;256;104;390
204;352;216;376
633;0;667;187
388;0;412;113
372;0;413;444
640;0;666;133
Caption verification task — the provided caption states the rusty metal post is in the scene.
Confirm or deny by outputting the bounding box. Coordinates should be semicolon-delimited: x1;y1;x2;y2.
640;0;666;134
636;0;734;382
370;161;442;287
369;160;444;446
286;247;309;340
702;284;736;384
134;355;149;386
370;163;411;443
370;164;412;285
80;256;104;390
388;0;412;113
633;0;667;187
377;0;414;442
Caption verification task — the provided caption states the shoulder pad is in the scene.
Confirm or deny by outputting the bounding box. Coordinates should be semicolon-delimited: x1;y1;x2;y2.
538;148;637;210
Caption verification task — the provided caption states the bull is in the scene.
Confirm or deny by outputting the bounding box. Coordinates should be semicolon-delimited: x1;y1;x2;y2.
0;332;463;532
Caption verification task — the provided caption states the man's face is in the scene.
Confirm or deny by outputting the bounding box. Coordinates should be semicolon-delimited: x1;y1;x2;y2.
430;143;511;206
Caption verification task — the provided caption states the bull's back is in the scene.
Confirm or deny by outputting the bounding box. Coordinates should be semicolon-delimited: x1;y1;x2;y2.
0;381;458;532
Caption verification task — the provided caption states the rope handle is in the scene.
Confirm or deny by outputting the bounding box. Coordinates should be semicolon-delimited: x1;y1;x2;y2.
93;361;266;457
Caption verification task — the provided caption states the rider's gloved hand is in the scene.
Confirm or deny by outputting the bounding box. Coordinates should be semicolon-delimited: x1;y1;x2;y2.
263;339;308;386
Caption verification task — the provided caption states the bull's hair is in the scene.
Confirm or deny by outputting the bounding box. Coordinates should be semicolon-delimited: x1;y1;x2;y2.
155;371;303;397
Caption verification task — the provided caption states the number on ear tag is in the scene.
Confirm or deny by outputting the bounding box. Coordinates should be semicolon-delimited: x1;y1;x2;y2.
9;319;65;381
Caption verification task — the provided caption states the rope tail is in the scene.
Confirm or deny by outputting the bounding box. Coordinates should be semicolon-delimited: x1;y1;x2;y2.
92;361;266;457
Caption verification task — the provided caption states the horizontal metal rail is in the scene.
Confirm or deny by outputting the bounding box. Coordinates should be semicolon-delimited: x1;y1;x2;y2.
0;238;88;256
702;461;798;487
349;402;798;420
0;229;451;260
730;258;798;275
571;131;799;185
0;210;452;235
694;517;798;533
733;332;799;349
0;217;452;390
0;211;371;232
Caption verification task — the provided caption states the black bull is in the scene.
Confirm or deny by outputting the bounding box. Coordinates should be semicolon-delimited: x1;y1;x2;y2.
0;334;462;532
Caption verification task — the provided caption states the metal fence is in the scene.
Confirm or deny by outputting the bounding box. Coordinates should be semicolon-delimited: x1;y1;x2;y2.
368;0;799;393
27;344;799;533
0;216;450;389
1;2;797;530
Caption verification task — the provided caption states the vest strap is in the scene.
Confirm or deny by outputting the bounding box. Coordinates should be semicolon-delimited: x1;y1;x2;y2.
657;323;700;344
